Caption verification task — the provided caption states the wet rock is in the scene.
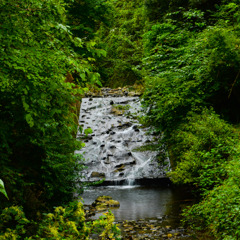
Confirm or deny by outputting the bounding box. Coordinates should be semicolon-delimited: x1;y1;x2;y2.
90;172;105;178
117;122;132;129
115;216;195;240
115;163;125;168
125;160;136;166
91;195;120;211
111;107;124;116
174;232;181;236
114;164;125;172
149;220;158;223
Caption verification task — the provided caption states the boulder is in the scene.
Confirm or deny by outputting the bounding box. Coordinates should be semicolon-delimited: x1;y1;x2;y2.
91;195;120;211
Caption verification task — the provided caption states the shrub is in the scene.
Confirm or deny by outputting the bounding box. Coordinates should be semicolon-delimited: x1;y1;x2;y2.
183;157;240;239
0;202;121;240
142;25;240;134
168;109;238;193
0;206;30;239
0;0;100;212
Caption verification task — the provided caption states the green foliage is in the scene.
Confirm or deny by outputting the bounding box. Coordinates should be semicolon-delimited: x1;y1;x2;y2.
144;0;171;21
0;179;8;200
91;211;121;240
214;1;240;27
189;0;221;11
142;24;240;134
84;128;93;137
1;0;240;237
0;202;121;239
95;0;145;87
36;201;89;239
169;109;238;192
67;0;111;39
0;206;30;239
0;0;102;213
141;1;240;237
113;104;131;111
183;157;240;239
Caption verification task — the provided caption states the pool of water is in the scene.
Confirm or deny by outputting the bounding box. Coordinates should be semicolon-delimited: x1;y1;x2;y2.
81;185;193;224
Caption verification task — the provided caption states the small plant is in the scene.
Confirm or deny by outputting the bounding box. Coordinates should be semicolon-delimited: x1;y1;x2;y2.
84;128;93;137
111;104;131;116
113;104;131;111
0;179;8;200
0;206;30;239
0;201;121;239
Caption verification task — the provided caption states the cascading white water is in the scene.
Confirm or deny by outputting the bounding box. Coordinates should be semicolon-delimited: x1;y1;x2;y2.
75;96;170;185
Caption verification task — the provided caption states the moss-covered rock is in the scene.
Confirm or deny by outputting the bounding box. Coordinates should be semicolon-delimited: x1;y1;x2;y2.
90;172;105;178
91;196;120;212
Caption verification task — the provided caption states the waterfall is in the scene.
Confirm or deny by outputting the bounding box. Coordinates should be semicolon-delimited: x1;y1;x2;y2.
75;94;170;185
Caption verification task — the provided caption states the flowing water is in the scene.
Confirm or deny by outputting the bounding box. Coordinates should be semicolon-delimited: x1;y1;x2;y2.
75;94;196;239
75;96;170;184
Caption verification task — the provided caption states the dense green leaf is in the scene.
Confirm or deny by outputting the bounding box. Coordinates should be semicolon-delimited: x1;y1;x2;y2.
0;179;8;200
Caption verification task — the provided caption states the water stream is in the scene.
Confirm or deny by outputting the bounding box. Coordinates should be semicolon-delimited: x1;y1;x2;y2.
75;96;170;184
75;94;196;239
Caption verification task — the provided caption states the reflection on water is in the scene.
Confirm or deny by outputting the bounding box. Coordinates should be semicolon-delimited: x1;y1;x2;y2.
81;185;192;222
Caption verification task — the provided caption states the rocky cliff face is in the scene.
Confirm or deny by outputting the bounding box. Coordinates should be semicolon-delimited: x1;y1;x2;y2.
75;91;170;184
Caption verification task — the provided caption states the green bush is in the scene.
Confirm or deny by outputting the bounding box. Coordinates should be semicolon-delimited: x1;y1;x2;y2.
142;25;240;134
0;202;121;240
141;2;240;237
183;157;240;239
168;109;238;192
0;206;30;239
0;0;101;213
0;179;8;200
95;0;145;87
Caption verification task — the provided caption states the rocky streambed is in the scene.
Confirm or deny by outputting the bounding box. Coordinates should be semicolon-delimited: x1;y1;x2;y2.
118;218;193;240
84;204;195;240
